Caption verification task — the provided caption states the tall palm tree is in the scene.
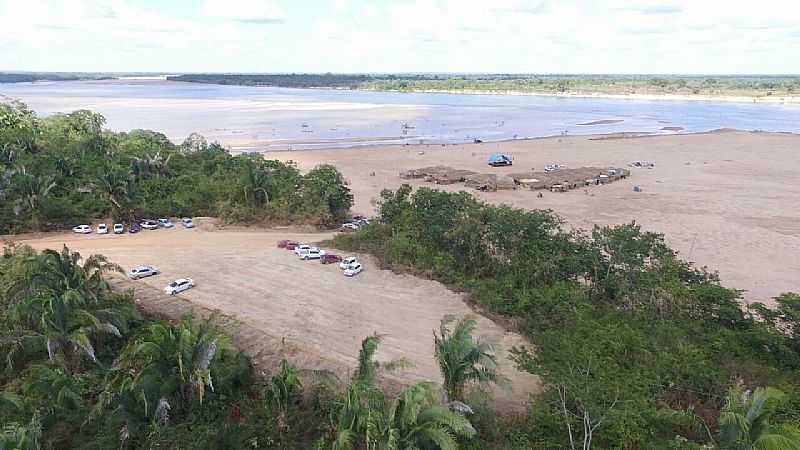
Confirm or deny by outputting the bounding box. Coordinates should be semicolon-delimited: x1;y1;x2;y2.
371;382;476;450
265;359;302;432
11;166;56;230
719;385;800;450
240;161;271;207
11;246;130;371
433;317;500;402
96;166;136;222
120;316;227;418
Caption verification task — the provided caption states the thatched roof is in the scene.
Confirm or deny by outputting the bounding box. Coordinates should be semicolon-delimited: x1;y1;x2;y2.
464;173;516;191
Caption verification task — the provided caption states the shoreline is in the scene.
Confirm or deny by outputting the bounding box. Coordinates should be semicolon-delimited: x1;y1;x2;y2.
358;87;800;104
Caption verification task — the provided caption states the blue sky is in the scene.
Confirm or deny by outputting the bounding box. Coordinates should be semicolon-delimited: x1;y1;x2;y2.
0;0;798;74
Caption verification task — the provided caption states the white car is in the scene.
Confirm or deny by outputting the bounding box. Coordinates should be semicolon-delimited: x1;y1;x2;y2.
72;225;92;234
141;220;159;230
340;256;358;270
299;248;327;260
158;218;174;228
164;278;194;295
113;223;125;234
344;263;363;277
181;218;195;228
128;265;160;280
96;224;108;234
293;244;313;256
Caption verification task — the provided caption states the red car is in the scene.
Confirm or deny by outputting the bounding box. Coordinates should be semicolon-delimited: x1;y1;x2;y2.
284;241;301;250
320;254;343;264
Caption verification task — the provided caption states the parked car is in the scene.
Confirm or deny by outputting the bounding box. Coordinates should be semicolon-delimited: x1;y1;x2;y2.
96;224;108;234
293;244;312;256
113;223;124;234
141;220;159;230
277;239;300;249
337;223;359;232
285;241;300;250
344;263;363;277
72;225;92;234
164;278;194;295
320;254;343;264
158;218;174;228
181;218;195;228
299;248;327;260
340;256;358;270
129;223;141;233
128;265;160;280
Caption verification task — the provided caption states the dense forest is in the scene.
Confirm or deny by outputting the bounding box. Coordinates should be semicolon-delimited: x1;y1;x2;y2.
0;100;353;234
1;100;799;449
0;73;112;84
168;73;800;98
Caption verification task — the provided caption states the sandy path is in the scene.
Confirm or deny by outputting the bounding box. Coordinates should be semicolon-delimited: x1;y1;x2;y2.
264;131;800;304
12;228;539;411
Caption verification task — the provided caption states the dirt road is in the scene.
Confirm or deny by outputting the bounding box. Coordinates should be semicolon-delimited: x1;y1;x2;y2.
13;227;540;411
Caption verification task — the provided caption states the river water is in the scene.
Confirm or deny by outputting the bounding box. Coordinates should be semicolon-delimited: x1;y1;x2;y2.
2;79;799;150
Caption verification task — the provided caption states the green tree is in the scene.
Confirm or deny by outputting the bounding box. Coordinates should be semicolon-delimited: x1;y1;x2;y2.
371;382;476;450
719;385;800;450
10;167;55;230
433;317;500;402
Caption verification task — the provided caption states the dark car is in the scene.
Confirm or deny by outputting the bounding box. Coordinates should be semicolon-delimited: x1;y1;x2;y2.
285;241;301;250
128;223;141;233
277;239;300;249
320;254;343;264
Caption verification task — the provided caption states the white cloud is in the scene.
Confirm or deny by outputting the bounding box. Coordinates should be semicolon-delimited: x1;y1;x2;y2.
202;0;284;23
0;0;798;73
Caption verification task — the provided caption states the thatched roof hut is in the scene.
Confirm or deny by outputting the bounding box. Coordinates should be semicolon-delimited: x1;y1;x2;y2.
464;174;516;191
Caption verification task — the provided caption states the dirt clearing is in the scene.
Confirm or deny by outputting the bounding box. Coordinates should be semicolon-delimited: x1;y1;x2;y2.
12;227;540;411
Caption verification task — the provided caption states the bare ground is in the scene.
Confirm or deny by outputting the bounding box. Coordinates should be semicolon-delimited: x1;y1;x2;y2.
12;227;540;412
263;131;800;304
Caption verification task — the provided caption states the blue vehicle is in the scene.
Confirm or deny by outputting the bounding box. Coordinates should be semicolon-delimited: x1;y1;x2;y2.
488;153;513;167
129;223;141;233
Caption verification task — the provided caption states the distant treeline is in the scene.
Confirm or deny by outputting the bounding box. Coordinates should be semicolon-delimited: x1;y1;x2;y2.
169;73;800;97
0;73;114;83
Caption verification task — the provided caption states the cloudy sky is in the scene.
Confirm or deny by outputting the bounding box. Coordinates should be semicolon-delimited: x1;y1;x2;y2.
0;0;798;74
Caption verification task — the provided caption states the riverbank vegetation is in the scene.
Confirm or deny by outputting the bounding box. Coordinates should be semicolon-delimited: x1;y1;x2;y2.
332;185;800;449
0;100;352;233
168;73;800;98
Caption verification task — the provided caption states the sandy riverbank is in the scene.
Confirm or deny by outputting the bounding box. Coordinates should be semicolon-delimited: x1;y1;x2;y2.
260;130;800;304
361;88;800;104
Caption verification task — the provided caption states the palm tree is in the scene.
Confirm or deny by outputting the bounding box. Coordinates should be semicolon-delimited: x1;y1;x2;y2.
24;365;82;412
433;317;500;402
329;335;409;450
265;359;302;432
240;161;271;207
719;385;800;450
28;246;120;301
0;413;41;450
96;167;136;222
11;246;131;371
120;316;227;418
11;166;56;230
371;382;476;450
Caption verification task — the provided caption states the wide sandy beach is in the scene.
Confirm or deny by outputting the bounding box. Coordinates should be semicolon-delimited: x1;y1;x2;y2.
261;130;800;304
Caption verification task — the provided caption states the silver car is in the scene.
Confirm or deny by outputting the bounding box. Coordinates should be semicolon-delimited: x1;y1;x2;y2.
128;265;160;280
